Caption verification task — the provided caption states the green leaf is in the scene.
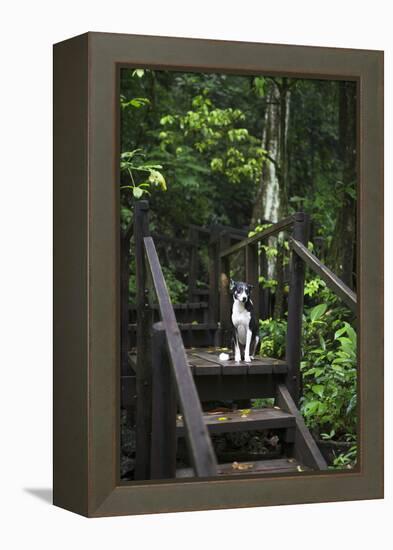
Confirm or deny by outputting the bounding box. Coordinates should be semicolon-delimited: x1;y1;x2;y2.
334;325;347;339
310;303;327;322
312;384;324;398
303;400;320;416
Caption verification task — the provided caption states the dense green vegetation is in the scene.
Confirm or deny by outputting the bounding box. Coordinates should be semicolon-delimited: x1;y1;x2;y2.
120;68;358;467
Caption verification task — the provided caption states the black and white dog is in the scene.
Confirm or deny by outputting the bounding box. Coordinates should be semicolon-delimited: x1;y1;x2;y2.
219;279;259;363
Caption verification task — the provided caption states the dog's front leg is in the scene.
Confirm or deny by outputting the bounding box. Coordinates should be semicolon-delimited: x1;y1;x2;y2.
234;333;241;362
244;329;252;362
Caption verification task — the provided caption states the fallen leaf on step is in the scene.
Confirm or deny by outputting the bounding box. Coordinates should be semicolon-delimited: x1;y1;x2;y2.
273;406;281;410
232;461;254;470
297;465;304;472
176;415;183;421
218;416;230;421
287;458;296;463
239;409;251;415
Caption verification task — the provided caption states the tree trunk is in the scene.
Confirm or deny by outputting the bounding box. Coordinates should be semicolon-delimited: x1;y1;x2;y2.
250;79;292;318
250;78;292;228
328;82;356;289
250;82;280;227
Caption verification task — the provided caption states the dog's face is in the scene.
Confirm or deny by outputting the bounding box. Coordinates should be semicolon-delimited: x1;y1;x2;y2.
229;279;253;304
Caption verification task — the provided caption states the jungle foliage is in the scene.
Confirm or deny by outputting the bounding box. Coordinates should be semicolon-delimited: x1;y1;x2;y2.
120;68;358;466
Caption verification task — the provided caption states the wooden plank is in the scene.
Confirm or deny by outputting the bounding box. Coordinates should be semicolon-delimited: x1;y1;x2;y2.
220;215;294;258
291;237;357;313
128;322;217;332
150;328;177;479
247;363;273;374
120;233;131;376
219;233;232;347
144;236;218;477
177;457;309;478
245;242;260;320
53;34;89;516
176;407;295;437
222;363;248;375
188;227;199;301
129;301;209;311
189;349;286;374
134;201;153;480
190;350;245;374
193;363;222;376
285;212;309;405
194;375;278;401
276;384;328;470
121;376;136;409
208;229;220;325
123;219;134;242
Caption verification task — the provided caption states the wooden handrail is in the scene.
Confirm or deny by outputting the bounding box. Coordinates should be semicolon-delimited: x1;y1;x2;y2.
290;238;357;313
220;215;294;258
144;236;218;477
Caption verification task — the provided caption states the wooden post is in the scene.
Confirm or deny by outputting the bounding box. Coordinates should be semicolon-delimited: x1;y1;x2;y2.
120;235;130;376
219;232;231;348
208;227;220;325
285;212;310;405
245;243;259;322
134;200;153;480
150;325;177;479
188;227;199;302
259;246;270;319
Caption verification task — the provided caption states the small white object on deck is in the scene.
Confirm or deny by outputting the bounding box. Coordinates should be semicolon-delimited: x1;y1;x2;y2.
219;352;230;361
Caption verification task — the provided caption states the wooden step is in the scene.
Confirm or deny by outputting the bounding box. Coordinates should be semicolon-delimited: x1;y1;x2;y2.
176;457;310;478
176;407;295;437
188;348;287;375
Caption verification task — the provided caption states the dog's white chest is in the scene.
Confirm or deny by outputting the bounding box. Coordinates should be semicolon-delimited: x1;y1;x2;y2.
232;302;251;345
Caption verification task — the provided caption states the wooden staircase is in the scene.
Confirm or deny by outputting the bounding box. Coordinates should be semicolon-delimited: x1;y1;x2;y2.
121;201;356;481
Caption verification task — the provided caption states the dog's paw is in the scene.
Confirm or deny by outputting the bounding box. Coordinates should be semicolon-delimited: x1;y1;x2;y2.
219;353;230;361
235;354;241;363
244;356;252;363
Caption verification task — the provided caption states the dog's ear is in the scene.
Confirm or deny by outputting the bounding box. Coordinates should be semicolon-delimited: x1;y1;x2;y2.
247;284;254;292
229;279;236;292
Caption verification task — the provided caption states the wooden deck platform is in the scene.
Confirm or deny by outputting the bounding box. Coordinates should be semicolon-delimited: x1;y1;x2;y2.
129;347;287;376
187;348;287;375
176;406;295;436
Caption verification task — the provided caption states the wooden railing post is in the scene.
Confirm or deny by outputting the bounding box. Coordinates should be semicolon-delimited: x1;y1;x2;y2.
120;232;131;377
285;212;310;405
208;228;220;325
245;242;260;322
188;227;199;302
144;237;217;477
219;232;231;348
150;324;177;479
134;200;153;480
259;246;270;319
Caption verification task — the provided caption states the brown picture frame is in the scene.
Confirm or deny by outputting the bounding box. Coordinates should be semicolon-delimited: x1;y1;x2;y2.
53;32;384;517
